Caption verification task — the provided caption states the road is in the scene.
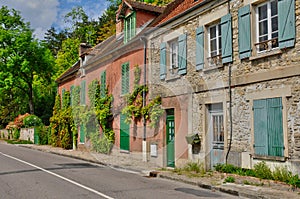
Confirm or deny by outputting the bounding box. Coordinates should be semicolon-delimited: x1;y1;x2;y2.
0;142;238;199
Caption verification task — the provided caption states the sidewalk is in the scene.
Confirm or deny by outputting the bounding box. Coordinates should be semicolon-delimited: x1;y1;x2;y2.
19;143;300;199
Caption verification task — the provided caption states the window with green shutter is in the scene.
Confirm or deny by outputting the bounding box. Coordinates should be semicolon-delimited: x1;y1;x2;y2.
253;97;284;157
124;12;136;43
100;70;106;97
121;62;129;95
80;80;86;105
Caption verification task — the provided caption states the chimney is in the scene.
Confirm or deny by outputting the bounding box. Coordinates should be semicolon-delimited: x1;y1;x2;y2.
79;43;91;57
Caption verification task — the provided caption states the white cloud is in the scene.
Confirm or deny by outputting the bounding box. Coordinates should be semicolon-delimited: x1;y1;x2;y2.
1;0;59;40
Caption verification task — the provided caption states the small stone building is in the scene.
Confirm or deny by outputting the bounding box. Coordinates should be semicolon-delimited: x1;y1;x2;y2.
147;0;300;173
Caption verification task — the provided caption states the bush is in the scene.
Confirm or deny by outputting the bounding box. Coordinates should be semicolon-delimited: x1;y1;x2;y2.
13;129;20;140
272;166;292;183
253;161;273;180
35;126;49;145
91;132;112;154
224;176;235;183
183;162;205;174
24;115;43;128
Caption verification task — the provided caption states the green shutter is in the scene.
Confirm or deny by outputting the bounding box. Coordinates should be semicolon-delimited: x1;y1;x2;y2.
196;26;204;70
124;19;128;43
267;98;284;157
178;34;187;75
80;124;85;143
238;5;252;59
100;70;106;97
70;85;74;106
253;99;268;156
62;88;65;104
122;63;129;94
221;14;233;64
132;12;136;39
278;0;295;49
80;81;86;105
160;42;167;80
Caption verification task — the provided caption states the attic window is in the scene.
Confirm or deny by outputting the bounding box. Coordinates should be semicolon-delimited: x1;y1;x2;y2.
124;12;136;43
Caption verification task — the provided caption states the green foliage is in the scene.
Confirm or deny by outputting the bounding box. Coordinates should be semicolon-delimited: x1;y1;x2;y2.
6;139;33;144
23;115;43;128
253;161;273;180
35;126;49;145
122;65;163;128
49;92;73;149
183;162;205;174
272;166;293;183
90;132;113;154
224;176;235;183
12;129;20;140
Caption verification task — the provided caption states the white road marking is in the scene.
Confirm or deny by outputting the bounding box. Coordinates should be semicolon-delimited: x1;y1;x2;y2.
0;152;114;199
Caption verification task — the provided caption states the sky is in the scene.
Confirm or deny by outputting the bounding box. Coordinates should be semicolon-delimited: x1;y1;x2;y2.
1;0;109;40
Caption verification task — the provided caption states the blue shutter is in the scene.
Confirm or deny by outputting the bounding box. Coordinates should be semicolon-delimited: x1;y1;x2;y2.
267;98;284;157
178;34;187;75
253;99;268;155
221;14;233;64
278;0;295;49
238;5;252;59
160;42;167;80
196;26;204;70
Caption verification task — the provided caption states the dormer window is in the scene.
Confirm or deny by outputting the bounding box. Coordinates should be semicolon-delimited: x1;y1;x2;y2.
124;12;136;43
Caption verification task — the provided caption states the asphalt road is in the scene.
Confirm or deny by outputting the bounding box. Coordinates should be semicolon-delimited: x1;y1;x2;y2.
0;142;238;199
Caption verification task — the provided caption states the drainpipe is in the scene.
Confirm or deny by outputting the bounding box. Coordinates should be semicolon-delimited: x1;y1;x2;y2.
225;0;232;164
140;36;148;162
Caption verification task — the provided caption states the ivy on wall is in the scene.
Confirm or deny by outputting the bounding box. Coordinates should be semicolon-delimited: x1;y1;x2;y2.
122;66;164;128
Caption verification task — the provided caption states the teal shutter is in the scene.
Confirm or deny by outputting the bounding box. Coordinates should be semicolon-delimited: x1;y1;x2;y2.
122;63;129;94
278;0;295;49
160;42;167;80
267;98;284;157
253;99;268;155
178;34;187;75
238;5;252;59
132;12;136;39
80;124;85;143
80;81;86;105
196;26;204;70
100;70;106;97
221;14;232;64
62;88;65;103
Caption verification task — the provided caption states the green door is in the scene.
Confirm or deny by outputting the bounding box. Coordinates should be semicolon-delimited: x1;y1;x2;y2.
80;124;85;143
120;114;130;151
166;115;175;167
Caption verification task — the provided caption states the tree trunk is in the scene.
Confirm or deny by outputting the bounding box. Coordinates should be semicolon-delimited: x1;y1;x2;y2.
28;84;34;114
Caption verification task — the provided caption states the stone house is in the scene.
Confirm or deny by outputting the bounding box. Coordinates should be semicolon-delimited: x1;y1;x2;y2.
146;0;300;172
56;0;164;160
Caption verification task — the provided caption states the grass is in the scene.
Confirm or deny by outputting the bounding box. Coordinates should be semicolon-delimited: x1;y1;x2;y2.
5;139;33;144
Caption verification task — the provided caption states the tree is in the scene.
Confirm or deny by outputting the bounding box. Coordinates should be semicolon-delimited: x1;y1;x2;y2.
0;6;55;116
42;27;69;57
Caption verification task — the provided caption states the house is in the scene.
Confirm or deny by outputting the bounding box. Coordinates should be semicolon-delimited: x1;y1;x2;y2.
56;0;165;161
147;0;300;173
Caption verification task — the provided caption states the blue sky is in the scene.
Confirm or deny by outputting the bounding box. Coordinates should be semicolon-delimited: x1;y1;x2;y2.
1;0;109;39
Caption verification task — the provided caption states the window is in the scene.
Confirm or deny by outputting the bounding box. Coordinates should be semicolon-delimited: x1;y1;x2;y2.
238;0;295;59
253;97;284;157
169;40;178;69
124;12;136;43
256;0;278;52
80;80;86;105
196;14;232;70
121;62;129;94
159;34;187;79
208;23;222;66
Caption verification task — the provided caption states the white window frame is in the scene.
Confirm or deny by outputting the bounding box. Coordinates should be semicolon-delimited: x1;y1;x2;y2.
207;23;222;66
255;0;278;53
169;40;178;69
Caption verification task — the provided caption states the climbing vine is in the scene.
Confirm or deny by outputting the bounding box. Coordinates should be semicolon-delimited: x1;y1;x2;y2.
122;66;163;128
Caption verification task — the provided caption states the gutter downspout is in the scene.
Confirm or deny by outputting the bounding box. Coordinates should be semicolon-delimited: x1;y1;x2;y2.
141;36;148;162
225;0;232;164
